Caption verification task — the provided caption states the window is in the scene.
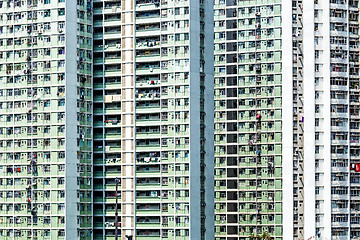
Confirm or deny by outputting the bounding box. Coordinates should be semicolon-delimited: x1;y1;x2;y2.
44;230;50;237
58;48;65;55
315;132;319;140
44;191;50;198
58;22;65;30
43;165;50;173
44;204;51;212
58;191;65;198
44;100;50;107
58;164;65;171
58;178;65;185
44;23;51;30
43;36;51;43
184;7;189;15
58;9;65;16
58;99;65;106
58;60;65;68
331;187;348;195
44;10;50;17
58;152;65;158
58;230;65;237
315;173;320;182
58;35;65;42
58;203;65;211
44;178;50;185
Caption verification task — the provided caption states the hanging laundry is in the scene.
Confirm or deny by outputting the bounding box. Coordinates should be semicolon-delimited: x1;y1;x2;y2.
299;112;304;122
355;164;360;172
350;163;356;170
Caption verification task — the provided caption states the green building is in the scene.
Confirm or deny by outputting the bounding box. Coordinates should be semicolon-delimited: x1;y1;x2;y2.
0;0;93;238
213;0;295;239
0;0;358;239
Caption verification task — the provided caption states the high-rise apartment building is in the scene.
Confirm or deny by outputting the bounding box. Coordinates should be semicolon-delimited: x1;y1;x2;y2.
0;0;93;239
303;0;360;239
92;0;214;239
0;0;359;239
213;0;298;239
213;0;360;240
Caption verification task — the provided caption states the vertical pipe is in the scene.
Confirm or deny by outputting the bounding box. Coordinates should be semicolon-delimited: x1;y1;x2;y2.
115;178;119;240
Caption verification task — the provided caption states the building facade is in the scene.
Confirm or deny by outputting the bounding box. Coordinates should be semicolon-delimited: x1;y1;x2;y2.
0;0;359;239
92;0;214;239
212;0;360;239
0;0;93;239
213;0;290;239
303;0;360;239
